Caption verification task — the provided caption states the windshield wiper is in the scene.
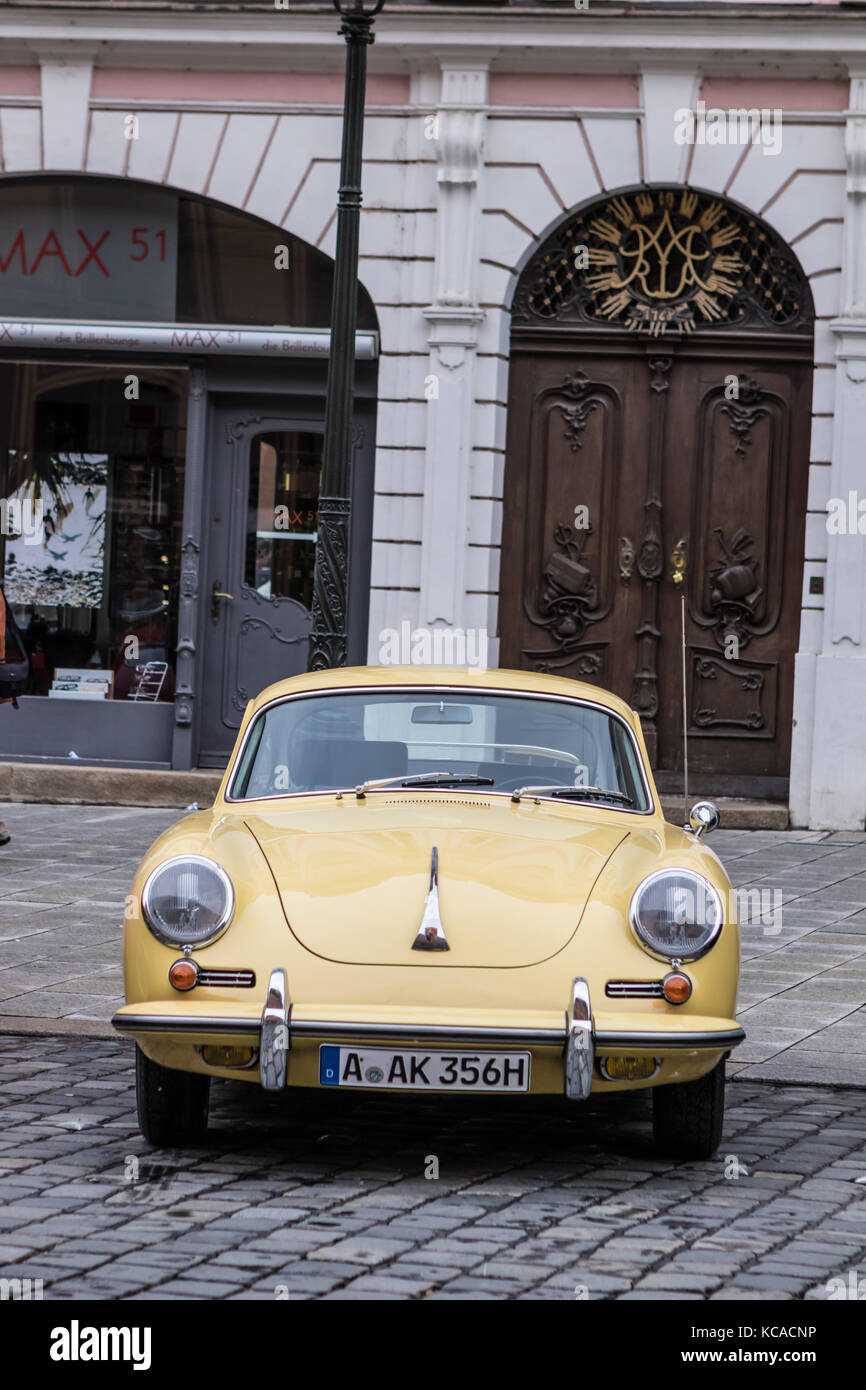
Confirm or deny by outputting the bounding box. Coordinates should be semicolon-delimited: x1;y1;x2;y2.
355;771;495;800
511;784;634;806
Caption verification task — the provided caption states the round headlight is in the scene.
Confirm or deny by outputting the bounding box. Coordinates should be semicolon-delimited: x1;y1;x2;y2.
141;856;234;949
629;869;724;961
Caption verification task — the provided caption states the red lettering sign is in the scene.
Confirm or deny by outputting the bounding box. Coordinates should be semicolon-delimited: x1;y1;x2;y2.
75;230;110;276
0;226;168;280
29;229;73;276
0;231;26;275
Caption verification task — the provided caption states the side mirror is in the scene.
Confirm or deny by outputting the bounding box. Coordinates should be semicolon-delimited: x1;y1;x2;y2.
688;800;720;838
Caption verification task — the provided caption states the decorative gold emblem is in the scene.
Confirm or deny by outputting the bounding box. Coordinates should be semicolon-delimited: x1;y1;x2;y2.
517;185;810;338
582;190;743;337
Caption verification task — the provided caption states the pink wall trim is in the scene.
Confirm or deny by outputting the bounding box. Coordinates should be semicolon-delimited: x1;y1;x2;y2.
700;78;848;111
91;69;409;105
0;67;40;96
488;74;639;108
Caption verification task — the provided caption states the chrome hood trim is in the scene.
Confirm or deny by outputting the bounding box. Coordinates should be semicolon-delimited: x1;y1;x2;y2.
411;845;450;952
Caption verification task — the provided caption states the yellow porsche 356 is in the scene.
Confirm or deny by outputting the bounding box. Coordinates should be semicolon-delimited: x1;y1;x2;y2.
113;666;742;1158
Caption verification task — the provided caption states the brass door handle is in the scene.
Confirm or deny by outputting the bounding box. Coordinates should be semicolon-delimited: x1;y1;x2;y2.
670;539;687;585
211;581;234;622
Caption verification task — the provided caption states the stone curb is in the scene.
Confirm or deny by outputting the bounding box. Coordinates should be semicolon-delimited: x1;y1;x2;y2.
661;797;789;830
0;762;223;809
0;762;788;826
0;1017;116;1039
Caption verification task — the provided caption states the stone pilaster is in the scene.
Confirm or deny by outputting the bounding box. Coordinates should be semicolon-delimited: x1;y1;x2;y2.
796;74;866;828
37;49;94;171
418;67;487;635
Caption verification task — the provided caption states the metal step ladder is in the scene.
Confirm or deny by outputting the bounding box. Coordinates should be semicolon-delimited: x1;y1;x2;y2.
129;661;169;702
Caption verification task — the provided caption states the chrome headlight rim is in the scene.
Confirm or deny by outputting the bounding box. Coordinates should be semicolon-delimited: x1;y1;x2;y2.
628;868;724;963
141;854;235;950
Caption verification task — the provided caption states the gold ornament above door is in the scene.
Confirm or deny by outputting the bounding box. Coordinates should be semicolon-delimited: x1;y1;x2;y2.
512;185;813;340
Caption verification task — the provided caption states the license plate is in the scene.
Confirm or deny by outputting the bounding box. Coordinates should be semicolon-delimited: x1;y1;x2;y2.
319;1045;531;1092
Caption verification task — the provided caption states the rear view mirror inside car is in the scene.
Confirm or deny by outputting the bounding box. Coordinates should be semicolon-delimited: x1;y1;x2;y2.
410;702;474;725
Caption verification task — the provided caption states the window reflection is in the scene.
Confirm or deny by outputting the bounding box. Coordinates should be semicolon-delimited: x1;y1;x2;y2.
245;431;322;608
0;364;186;701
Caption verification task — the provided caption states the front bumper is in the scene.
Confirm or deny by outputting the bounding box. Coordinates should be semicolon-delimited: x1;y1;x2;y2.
113;972;744;1095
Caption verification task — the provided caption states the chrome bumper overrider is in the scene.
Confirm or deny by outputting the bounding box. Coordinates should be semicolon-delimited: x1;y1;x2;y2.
259;967;289;1092
112;969;744;1093
566;978;594;1101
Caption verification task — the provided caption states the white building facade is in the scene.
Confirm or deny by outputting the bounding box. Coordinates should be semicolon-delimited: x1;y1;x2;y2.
0;1;863;827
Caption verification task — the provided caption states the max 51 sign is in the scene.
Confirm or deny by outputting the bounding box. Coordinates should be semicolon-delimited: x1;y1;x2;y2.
0;184;178;322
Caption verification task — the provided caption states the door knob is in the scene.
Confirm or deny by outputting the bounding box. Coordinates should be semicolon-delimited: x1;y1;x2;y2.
211;580;234;622
670;539;687;585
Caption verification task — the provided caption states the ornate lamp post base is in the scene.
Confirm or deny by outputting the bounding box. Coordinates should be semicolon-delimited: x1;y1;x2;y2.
309;0;384;672
309;496;352;671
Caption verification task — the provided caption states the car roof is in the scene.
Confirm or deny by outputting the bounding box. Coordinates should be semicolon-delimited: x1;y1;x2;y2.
248;665;639;726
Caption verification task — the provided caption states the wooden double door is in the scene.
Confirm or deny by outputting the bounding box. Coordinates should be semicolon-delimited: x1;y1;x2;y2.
500;335;812;798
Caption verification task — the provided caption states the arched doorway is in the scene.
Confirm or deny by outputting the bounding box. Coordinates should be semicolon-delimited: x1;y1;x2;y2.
500;185;815;800
0;174;379;769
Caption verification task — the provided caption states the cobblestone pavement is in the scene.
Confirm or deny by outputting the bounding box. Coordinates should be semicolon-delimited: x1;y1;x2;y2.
716;827;866;1086
0;805;177;1024
0;806;865;1084
0;1036;865;1301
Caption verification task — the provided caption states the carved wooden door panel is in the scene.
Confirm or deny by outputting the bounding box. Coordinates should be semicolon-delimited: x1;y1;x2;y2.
658;348;812;791
499;346;652;705
500;342;811;795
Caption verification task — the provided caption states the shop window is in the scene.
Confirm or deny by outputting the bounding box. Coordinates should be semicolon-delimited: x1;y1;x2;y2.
0;176;378;331
245;431;322;609
0;363;186;702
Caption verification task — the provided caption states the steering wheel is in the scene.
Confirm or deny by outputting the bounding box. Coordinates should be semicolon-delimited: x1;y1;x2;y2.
494;774;574;792
486;732;603;789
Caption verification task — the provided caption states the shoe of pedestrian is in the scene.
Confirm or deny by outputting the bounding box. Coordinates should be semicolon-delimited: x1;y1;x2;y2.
0;823;10;847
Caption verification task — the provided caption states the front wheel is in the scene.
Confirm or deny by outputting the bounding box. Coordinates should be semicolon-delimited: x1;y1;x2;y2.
652;1059;725;1160
136;1045;210;1146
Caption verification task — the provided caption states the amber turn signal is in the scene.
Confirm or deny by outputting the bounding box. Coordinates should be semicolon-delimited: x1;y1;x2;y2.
662;970;692;1004
599;1055;659;1082
199;1045;256;1069
168;959;199;991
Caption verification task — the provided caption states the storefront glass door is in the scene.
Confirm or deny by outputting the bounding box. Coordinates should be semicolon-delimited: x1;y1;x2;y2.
198;402;322;767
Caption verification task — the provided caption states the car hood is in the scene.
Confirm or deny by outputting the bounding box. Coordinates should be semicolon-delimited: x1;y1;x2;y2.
244;797;630;967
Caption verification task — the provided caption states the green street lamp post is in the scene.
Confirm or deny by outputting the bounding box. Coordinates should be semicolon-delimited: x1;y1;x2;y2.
309;0;384;671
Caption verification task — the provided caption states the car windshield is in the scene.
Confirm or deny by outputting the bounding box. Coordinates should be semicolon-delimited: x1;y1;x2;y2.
228;688;651;812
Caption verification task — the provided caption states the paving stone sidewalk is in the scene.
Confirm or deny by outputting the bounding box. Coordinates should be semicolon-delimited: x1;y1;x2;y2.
0;805;865;1084
1;1036;865;1300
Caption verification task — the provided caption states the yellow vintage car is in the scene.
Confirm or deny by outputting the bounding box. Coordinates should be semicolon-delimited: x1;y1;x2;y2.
113;665;742;1158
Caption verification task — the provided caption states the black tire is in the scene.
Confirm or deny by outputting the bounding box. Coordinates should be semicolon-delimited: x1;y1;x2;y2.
136;1045;210;1146
652;1058;725;1160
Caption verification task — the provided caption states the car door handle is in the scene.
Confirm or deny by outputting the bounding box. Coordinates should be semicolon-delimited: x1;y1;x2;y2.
211;581;234;622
